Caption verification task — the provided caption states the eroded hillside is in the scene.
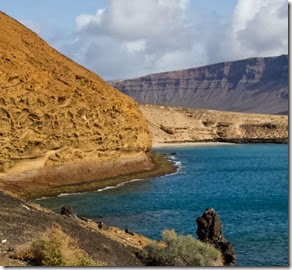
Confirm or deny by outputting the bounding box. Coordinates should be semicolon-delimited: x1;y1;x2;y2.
140;104;288;145
0;12;152;195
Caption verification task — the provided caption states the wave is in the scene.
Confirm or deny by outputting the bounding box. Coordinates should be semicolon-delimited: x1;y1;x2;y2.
95;156;184;192
95;178;145;192
35;196;50;201
36;191;87;200
37;155;184;198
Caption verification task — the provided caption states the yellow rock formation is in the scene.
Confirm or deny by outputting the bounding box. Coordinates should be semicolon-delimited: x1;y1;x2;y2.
0;12;152;194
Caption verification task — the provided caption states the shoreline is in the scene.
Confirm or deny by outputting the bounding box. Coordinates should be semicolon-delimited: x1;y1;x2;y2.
3;140;287;200
20;152;177;200
153;139;288;148
153;141;235;148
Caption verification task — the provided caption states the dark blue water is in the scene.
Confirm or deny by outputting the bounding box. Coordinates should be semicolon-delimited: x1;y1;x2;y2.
37;144;288;266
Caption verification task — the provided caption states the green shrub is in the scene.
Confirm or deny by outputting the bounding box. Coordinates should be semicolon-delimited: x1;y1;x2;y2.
13;224;106;266
140;229;222;266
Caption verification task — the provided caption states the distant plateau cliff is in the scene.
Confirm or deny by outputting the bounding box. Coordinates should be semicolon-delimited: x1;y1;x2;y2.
110;55;288;115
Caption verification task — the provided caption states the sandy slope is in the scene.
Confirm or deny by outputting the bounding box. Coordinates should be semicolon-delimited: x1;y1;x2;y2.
139;104;288;145
0;11;152;195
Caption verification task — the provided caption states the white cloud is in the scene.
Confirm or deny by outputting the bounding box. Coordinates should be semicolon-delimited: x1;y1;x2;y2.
206;0;288;64
126;40;146;53
76;9;105;30
76;0;190;42
235;0;288;55
66;0;202;79
55;0;288;80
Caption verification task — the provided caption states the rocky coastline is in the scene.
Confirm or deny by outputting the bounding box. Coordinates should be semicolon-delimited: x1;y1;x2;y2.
0;190;229;266
1;152;176;200
0;11;286;267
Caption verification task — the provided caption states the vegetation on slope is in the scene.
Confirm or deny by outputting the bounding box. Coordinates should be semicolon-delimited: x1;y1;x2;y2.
13;224;105;266
139;230;222;266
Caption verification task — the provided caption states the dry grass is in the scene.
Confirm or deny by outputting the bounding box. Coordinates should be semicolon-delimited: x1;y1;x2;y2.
139;230;223;266
13;224;106;266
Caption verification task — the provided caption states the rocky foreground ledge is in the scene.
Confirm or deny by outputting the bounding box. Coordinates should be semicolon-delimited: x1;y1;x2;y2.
0;190;234;266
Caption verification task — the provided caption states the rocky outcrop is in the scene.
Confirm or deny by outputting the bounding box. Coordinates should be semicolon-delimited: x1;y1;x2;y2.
196;208;236;266
60;205;77;218
0;12;152;195
0;191;146;266
139;104;288;145
110;55;288;115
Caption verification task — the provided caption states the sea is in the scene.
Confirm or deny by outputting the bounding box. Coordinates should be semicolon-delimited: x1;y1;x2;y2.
36;144;288;266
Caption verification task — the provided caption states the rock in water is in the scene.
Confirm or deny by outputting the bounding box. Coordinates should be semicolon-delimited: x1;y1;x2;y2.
60;205;76;218
125;229;135;235
196;208;236;266
196;208;224;242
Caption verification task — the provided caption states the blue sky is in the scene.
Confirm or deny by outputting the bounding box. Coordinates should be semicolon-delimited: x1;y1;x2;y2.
0;0;288;80
1;0;108;30
1;0;236;28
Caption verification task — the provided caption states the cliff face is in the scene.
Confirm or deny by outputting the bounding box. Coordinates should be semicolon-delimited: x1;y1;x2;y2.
140;104;288;145
110;55;288;115
0;12;152;194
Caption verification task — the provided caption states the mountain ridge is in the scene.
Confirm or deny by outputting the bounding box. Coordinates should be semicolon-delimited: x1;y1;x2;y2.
109;55;288;115
110;54;287;81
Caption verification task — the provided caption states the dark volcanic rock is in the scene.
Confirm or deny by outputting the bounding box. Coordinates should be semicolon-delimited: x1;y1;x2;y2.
110;55;288;114
96;221;106;229
196;208;224;242
0;192;143;266
60;205;77;218
125;229;135;235
196;208;236;266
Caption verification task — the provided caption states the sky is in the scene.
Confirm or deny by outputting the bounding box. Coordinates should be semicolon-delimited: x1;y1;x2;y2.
0;0;288;80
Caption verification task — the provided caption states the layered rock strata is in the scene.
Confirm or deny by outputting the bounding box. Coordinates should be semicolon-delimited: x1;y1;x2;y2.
0;12;152;195
110;55;288;115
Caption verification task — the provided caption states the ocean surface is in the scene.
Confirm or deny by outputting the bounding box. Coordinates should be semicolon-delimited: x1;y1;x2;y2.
37;144;288;266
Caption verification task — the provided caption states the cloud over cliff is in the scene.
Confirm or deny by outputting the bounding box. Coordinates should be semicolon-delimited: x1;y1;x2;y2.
207;0;288;63
29;0;287;80
70;0;197;79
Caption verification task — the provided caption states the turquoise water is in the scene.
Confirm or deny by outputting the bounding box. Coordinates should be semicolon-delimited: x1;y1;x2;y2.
37;144;288;266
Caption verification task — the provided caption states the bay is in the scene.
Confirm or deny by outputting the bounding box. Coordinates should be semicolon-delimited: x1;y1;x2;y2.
37;144;288;266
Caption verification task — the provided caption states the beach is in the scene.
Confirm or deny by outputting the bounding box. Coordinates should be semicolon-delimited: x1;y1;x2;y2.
153;142;235;148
